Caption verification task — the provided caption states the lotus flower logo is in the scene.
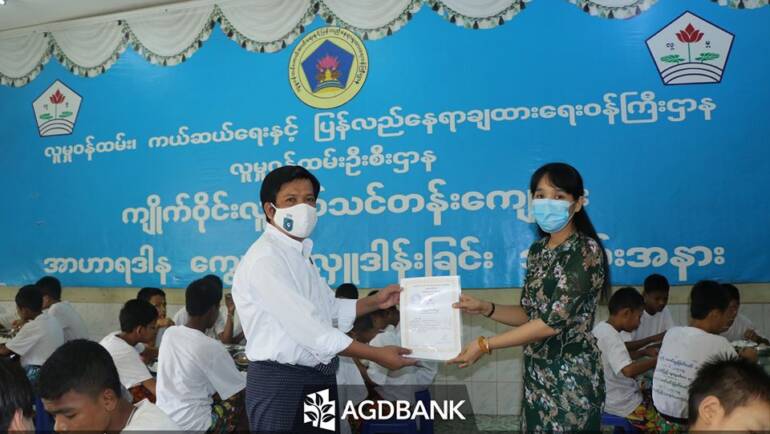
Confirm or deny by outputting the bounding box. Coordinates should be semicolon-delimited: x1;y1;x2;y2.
676;23;704;44
33;80;82;137
646;12;734;85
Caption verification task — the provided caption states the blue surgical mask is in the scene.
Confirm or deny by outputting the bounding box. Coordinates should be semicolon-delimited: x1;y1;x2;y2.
532;199;573;233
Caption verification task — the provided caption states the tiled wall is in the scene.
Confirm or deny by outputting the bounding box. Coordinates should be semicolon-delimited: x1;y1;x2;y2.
2;297;770;416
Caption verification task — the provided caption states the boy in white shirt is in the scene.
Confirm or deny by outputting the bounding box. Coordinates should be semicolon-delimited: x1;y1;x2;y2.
0;285;64;383
720;283;770;345
367;302;439;403
37;276;89;341
100;299;158;403
38;339;178;432
337;314;380;434
689;357;770;431
0;358;36;433
157;277;246;433
652;280;758;432
137;287;174;349
592;287;659;430
622;274;676;353
172;274;244;345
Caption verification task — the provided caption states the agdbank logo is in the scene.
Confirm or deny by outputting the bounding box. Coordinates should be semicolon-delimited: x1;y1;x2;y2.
289;26;368;109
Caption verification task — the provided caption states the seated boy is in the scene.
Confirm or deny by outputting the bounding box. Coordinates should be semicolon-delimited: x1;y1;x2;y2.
366;300;439;403
688;357;770;432
38;339;178;432
37;276;89;341
137;287;174;348
652;280;758;432
338;314;380;434
593;287;659;430
0;285;64;383
172;274;244;344
720;283;770;345
157;278;246;433
0;358;36;432
99;299;158;403
336;283;360;300
623;273;676;353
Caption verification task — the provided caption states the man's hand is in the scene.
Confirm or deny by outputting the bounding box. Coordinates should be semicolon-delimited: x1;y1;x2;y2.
375;285;402;310
373;346;416;370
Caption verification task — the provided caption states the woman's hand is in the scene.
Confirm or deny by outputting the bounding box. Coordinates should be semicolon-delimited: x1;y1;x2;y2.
452;294;493;316
447;339;485;368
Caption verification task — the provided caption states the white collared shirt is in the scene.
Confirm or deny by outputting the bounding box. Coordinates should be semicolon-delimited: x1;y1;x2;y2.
721;313;765;342
48;301;89;341
232;224;356;367
5;313;64;367
367;324;439;402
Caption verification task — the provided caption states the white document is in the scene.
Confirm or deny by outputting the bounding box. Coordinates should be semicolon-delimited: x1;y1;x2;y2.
399;276;462;361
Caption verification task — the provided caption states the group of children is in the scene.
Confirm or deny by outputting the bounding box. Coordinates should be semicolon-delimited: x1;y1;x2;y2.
593;274;770;432
0;277;440;433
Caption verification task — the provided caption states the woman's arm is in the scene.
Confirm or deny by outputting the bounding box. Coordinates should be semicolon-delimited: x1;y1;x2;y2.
448;319;556;368
453;294;529;327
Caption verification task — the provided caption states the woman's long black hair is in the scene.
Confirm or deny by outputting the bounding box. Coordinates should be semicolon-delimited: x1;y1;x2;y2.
530;162;611;301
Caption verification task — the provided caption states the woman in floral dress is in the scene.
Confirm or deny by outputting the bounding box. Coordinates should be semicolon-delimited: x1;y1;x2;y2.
449;162;609;432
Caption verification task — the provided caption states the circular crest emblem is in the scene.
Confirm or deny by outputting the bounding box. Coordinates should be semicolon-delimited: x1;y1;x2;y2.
288;26;368;109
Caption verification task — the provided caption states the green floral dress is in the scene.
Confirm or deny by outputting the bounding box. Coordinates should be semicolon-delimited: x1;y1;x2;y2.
520;232;606;432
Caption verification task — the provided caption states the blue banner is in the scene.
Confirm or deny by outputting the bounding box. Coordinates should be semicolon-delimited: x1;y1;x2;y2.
1;0;768;289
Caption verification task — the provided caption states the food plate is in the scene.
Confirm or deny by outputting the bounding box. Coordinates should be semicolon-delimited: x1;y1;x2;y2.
731;340;758;348
233;351;249;367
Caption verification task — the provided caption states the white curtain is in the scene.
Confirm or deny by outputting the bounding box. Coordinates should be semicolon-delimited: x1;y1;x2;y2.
0;0;765;87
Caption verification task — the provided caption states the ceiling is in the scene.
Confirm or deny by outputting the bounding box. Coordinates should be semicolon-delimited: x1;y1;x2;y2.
0;0;195;32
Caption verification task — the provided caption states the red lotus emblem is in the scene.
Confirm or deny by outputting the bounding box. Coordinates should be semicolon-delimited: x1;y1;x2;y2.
49;89;65;105
316;55;339;72
676;24;704;44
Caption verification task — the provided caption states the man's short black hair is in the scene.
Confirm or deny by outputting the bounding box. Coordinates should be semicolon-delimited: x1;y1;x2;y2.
260;166;321;222
336;283;359;300
186;278;222;316
137;287;165;302
643;273;669;295
689;357;770;424
0;358;35;432
608;287;645;315
119;299;158;333
690;280;729;320
722;283;740;303
38;339;123;401
36;276;62;300
15;285;43;312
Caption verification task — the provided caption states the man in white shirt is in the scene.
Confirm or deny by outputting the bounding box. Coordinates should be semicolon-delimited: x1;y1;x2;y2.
652;280;757;430
720;283;770;345
99;299;158;403
622;274;675;353
0;358;36;433
0;285;64;382
592;287;658;429
38;339;178;432
367;304;439;403
37;276;89;341
232;166;416;432
157;278;246;432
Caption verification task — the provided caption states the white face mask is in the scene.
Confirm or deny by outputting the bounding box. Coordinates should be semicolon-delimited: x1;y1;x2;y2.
271;203;318;239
